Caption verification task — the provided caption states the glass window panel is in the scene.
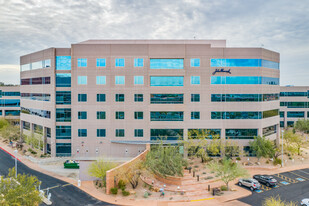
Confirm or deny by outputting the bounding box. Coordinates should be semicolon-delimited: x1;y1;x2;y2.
115;58;125;67
287;111;305;118
191;111;200;119
188;129;221;139
4;110;20;116
31;61;43;70
191;94;200;102
134;94;143;102
115;76;125;85
190;58;200;67
115;94;125;102
225;129;258;139
115;111;125;119
77;58;87;67
56;56;71;70
96;76;106;85
280;111;284;118
150;111;184;121
134;76;144;85
262;77;279;85
150;59;184;69
56;73;71;87
261;59;279;69
56;91;71;105
78;129;87;137
21;107;50;118
22;121;30;130
263;125;277;136
97;129;106;137
78;111;87;119
78;76;87;85
134;129;143;137
150;129;183;141
211;111;262;119
116;129;125;137
134;111;143;119
97;94;106;102
56;126;71;139
21;63;31;71
0;99;20;107
263;109;279;118
280;121;284;128
280;92;307;97
96;58;106;67
97;111;106;119
56;143;71;157
134;58;144;67
151;94;183;104
150;76;184;86
287;121;294;127
191;76;200;85
78;94;87;102
44;59;51;68
211;59;261;67
56;108;71;122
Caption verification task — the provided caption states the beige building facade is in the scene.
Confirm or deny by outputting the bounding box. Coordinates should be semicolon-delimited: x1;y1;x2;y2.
20;40;280;158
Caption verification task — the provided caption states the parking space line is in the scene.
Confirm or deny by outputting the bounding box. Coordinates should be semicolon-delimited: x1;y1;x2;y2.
275;173;298;183
298;170;309;176
289;171;309;181
260;185;271;191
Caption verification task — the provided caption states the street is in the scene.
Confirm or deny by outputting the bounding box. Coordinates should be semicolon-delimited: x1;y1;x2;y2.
0;148;115;206
239;169;309;206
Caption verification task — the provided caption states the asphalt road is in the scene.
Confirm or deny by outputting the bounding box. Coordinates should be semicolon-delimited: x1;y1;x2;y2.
0;148;115;206
239;168;309;206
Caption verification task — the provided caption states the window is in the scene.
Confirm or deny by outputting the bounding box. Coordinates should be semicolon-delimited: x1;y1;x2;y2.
191;94;200;102
78;111;87;119
78;76;87;85
134;112;143;119
263;109;279;118
77;58;87;67
150;129;183;141
78;94;87;102
280;92;307;97
287;111;305;118
280;121;284;128
190;58;200;67
280;112;284;118
191;112;200;119
56;73;71;87
96;76;106;85
56;108;71;122
287;121;294;127
134;58;144;67
44;59;51;68
150;76;184;86
22;121;30;130
225;129;258;139
56;143;71;157
115;58;125;67
56;56;71;70
56;91;71;105
151;94;183;104
134;129;143;137
116;111;125;119
97;129;106;137
33;124;43;134
134;94;143;102
115;94;125;102
5;110;20;116
150;59;184;69
134;76;144;85
21;107;50;118
78;129;87;137
188;129;221;139
191;76;201;84
211;111;262;119
280;102;309;108
96;58;106;67
97;94;106;102
0;99;20;107
116;129;125;137
150;111;184;121
210;59;279;69
56;126;71;139
211;76;279;85
0;91;20;96
97;111;106;119
0;110;2;116
115;76;125;85
263;125;277;136
21;77;51;85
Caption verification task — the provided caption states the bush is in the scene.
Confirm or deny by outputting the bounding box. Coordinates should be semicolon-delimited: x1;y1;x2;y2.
110;187;118;195
122;190;130;196
194;165;199;168
28;148;37;155
236;157;241;161
143;191;149;198
220;185;228;191
273;158;282;166
118;179;126;190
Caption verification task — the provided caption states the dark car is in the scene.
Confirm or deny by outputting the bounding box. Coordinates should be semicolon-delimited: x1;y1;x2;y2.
253;174;277;187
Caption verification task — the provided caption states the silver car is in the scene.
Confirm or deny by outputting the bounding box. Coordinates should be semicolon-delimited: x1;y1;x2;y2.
238;178;261;191
301;199;309;206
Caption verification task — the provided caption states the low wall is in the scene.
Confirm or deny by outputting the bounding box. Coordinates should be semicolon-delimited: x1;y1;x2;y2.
154;173;183;186
105;144;150;194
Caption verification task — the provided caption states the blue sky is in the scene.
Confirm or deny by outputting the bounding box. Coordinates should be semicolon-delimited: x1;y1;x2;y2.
0;0;308;85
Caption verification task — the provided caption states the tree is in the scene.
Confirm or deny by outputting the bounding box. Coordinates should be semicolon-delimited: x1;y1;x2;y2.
116;160;143;189
263;195;297;206
0;167;43;206
295;119;309;137
249;135;275;161
0;123;20;141
209;157;248;190
88;159;118;186
283;130;304;156
224;140;242;158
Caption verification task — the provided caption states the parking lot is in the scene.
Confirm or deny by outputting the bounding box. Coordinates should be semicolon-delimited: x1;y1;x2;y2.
238;168;309;206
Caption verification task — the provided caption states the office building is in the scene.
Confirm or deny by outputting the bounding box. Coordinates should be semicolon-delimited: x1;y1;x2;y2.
0;86;20;123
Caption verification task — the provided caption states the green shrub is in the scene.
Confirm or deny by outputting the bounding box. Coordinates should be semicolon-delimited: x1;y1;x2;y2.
220;185;228;191
204;176;213;180
28;148;37;155
273;158;282;166
202;172;207;175
266;160;270;164
122;190;130;196
118;180;126;190
110;187;118;195
236;157;241;161
194;165;199;168
143;191;149;198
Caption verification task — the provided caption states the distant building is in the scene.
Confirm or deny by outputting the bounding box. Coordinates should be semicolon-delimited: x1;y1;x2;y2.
20;39;280;158
0;86;20;124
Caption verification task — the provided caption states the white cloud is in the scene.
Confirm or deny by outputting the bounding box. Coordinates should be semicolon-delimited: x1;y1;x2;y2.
0;65;20;85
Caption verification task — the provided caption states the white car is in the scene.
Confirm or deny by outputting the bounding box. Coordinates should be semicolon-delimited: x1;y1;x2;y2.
238;178;261;191
301;199;309;206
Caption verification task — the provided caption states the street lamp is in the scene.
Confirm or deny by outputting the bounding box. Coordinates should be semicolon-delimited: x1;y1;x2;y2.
281;130;284;167
14;150;18;178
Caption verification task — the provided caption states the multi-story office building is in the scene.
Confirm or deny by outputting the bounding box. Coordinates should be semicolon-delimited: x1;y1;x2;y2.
0;86;20;123
20;40;280;158
280;86;309;128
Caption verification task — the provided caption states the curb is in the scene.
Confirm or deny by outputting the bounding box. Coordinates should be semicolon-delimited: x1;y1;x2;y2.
0;146;21;162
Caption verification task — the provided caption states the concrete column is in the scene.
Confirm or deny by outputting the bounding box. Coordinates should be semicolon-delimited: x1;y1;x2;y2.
43;127;47;154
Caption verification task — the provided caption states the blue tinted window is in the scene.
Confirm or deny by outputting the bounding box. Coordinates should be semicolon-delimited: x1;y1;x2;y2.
0;91;20;96
56;91;71;105
211;59;261;67
78;129;87;137
261;59;279;69
134;58;144;67
77;58;87;67
97;94;106;102
134;94;143;102
97;111;106;119
134;111;143;119
150;129;183;141
151;94;183;104
191;76;200;85
96;58;106;67
56;126;71;139
280;92;307;97
44;59;51;68
116;111;125;119
56;143;71;157
134;129;143;137
226;129;258;139
21;107;50;118
78;111;87;119
150;59;184;69
150;76;184;86
191;111;200;119
97;129;106;137
150;111;183;121
56;56;71;70
263;125;277;136
211;76;279;85
78;76;87;85
96;76;106;85
115;76;125;85
5;110;20;116
116;129;125;137
287;121;294;127
21;93;50;101
280;121;284;128
56;108;71;122
188;129;221;139
78;94;87;102
287;111;305;118
262;77;279;85
0;110;2;116
211;111;262;119
190;59;200;67
134;76;144;85
0;99;20;107
280;112;284;118
115;94;125;102
115;58;125;67
56;73;71;87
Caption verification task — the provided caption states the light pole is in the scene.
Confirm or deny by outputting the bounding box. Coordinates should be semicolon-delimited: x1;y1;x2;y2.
281;130;284;167
14;150;18;178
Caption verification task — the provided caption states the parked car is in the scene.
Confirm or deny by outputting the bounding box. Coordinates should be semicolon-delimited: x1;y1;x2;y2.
253;174;277;187
63;160;79;169
301;199;309;206
238;178;261;191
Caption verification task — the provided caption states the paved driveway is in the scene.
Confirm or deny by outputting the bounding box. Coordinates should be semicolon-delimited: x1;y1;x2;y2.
238;168;309;206
0;148;115;206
